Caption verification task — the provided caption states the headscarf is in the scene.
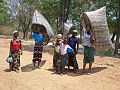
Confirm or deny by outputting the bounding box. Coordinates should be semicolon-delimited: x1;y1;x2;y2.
13;31;19;40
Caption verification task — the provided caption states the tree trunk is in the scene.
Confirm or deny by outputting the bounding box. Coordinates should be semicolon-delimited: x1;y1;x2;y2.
58;0;70;35
64;0;70;23
30;31;32;39
114;1;120;54
111;30;116;43
59;0;63;34
23;31;26;39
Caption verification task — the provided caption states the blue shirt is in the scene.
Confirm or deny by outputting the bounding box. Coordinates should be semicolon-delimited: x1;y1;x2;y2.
32;33;44;46
68;36;77;51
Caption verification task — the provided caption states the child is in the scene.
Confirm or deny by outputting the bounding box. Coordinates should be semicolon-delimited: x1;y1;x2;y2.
58;38;73;74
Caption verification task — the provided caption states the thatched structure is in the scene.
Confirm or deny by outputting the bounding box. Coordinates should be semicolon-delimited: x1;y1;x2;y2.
63;23;76;36
32;10;54;44
80;7;114;51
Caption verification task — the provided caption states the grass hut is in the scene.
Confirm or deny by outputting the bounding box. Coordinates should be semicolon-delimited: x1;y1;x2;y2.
80;7;114;51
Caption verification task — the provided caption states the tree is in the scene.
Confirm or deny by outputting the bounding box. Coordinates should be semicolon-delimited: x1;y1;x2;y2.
114;0;120;54
17;1;33;39
0;0;10;25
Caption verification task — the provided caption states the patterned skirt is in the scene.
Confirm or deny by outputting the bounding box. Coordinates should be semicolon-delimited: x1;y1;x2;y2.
33;45;43;62
68;53;78;69
84;46;94;64
9;50;20;69
53;51;60;67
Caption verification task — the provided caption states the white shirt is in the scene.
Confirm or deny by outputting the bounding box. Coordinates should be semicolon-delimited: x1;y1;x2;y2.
82;31;91;47
59;42;72;55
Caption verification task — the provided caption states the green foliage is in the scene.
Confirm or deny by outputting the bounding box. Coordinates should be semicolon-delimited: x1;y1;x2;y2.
0;0;119;35
93;0;118;33
95;51;120;59
39;0;60;31
0;0;10;25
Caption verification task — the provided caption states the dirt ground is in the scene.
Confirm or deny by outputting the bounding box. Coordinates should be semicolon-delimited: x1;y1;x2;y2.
0;35;120;90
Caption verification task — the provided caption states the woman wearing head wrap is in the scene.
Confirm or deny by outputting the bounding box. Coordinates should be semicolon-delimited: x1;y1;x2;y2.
53;34;62;68
68;30;79;72
9;31;22;72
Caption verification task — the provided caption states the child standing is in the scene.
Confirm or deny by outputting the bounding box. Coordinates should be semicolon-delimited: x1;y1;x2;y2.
58;38;73;74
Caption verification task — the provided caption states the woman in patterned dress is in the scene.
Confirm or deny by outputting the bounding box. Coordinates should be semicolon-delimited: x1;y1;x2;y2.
9;31;23;72
32;26;44;69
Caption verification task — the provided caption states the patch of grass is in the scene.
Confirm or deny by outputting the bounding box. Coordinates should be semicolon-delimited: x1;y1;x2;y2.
95;51;120;59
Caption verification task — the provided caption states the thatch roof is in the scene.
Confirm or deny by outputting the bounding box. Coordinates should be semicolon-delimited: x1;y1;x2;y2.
80;7;114;51
32;10;54;44
63;23;76;36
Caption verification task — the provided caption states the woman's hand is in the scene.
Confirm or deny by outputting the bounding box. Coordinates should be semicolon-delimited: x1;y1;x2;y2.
20;50;23;55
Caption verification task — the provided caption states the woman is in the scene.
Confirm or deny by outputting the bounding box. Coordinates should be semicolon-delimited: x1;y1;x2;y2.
53;34;62;68
58;38;73;74
82;25;95;74
32;26;44;69
9;31;22;72
68;30;79;73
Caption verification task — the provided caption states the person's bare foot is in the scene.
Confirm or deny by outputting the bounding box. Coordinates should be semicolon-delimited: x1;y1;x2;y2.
87;69;91;75
37;66;41;69
32;66;35;70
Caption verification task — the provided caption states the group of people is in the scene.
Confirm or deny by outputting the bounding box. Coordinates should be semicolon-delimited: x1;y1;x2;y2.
8;25;95;75
53;30;79;74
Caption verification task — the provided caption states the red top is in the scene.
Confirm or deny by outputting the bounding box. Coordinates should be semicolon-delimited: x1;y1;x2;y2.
11;39;21;51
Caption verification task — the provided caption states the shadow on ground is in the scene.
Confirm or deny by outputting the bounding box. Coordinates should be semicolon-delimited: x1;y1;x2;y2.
21;60;46;72
47;66;107;76
4;69;12;72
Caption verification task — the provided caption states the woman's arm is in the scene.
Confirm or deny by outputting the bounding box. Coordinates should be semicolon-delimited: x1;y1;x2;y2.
20;40;23;55
9;40;12;56
32;33;35;39
76;38;79;53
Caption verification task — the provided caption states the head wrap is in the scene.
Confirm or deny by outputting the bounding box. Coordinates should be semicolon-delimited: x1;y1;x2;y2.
73;30;77;33
57;34;62;39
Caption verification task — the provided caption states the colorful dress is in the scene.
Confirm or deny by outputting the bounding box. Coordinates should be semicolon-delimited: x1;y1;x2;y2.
32;33;44;63
9;38;21;70
82;31;94;64
68;36;79;69
53;39;61;67
68;53;78;70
